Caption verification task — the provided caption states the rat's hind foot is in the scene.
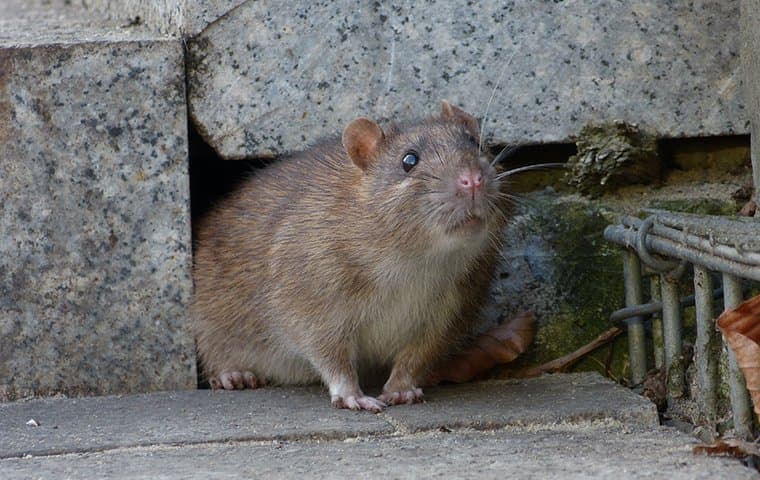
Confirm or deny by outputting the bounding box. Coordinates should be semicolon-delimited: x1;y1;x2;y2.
209;371;262;390
378;387;424;406
331;394;386;413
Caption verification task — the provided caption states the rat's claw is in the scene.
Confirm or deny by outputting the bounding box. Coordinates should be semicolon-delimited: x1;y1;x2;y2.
211;371;261;390
332;394;386;413
378;388;424;405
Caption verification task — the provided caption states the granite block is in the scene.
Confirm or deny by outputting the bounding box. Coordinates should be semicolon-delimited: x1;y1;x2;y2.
741;0;760;191
0;39;195;400
182;0;247;37
0;0;164;46
187;0;746;159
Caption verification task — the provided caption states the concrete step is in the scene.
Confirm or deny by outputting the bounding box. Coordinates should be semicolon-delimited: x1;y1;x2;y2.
0;373;756;479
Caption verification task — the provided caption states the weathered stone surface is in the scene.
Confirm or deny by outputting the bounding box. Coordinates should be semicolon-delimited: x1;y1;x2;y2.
5;426;757;480
0;39;195;400
0;0;163;46
0;387;392;458
0;373;649;459
183;0;247;37
388;373;658;431
741;0;760;192
187;0;746;159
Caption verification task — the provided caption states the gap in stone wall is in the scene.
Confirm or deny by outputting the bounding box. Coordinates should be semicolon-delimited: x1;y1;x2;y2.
188;122;273;247
490;142;577;193
658;135;751;171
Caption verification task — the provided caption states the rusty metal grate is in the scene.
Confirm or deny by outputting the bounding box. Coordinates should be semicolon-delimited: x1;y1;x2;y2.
604;209;760;438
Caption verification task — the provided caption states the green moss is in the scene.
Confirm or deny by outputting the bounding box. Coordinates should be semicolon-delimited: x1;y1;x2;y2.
504;193;629;378
648;198;738;216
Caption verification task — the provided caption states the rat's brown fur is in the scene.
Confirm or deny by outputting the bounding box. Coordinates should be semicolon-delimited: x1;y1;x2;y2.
191;102;509;411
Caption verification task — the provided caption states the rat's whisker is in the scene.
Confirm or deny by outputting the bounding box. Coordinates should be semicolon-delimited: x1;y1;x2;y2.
495;163;566;179
479;50;517;153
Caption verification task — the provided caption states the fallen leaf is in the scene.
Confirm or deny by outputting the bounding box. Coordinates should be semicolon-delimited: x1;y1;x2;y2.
717;294;760;416
693;437;760;457
642;368;667;411
423;311;536;386
738;193;756;217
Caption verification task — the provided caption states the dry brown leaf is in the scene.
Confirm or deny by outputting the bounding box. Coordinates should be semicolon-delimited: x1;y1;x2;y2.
693;437;760;457
738;193;756;217
423;311;536;386
717;294;760;416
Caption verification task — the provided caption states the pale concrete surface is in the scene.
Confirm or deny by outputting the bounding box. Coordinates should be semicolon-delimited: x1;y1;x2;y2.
1;374;756;479
3;425;756;480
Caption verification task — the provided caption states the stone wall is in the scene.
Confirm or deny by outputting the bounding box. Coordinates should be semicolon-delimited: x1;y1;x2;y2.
0;0;754;399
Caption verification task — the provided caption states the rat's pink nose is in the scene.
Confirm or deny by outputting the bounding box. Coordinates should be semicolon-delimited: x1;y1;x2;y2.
457;170;483;192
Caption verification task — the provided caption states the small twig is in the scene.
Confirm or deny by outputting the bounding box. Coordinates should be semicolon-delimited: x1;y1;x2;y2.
507;326;625;378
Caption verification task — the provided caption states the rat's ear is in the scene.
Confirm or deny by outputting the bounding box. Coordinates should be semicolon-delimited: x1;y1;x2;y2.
441;100;480;142
342;117;385;171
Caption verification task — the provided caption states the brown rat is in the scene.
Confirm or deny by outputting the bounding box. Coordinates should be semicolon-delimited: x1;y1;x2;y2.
191;101;509;412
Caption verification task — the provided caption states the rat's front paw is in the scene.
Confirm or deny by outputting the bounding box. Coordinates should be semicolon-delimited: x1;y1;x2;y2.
378;387;424;406
331;394;386;413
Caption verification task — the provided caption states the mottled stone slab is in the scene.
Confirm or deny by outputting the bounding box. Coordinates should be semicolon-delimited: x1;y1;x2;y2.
183;0;247;37
0;39;195;400
385;373;659;432
741;0;760;191
187;0;746;159
0;373;656;459
0;0;162;46
4;427;757;480
0;388;392;458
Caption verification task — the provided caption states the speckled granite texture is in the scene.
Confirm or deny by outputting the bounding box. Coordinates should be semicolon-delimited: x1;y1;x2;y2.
183;0;247;36
0;40;195;400
741;0;760;190
187;0;747;159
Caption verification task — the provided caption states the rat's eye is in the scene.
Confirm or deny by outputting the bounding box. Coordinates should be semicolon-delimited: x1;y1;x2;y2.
402;152;419;173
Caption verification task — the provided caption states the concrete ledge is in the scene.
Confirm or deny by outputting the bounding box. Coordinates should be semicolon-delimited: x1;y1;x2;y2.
389;373;659;432
0;387;393;459
0;374;755;479
1;373;653;459
5;427;757;480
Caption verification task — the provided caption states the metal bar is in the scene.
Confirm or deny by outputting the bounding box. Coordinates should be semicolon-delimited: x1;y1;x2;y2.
604;225;760;282
619;215;760;262
623;250;647;386
649;276;664;370
661;275;684;398
722;274;755;439
693;265;718;425
650;222;760;265
609;287;723;323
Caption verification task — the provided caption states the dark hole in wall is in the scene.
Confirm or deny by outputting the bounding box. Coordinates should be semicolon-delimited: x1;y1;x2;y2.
188;123;274;243
657;134;751;171
489;142;577;193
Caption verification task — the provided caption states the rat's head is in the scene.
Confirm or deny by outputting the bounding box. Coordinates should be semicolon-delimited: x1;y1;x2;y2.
342;101;503;252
